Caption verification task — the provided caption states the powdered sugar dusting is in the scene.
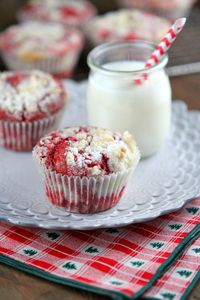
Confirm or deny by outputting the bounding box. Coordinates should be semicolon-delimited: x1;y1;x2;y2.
0;70;66;121
33;126;140;176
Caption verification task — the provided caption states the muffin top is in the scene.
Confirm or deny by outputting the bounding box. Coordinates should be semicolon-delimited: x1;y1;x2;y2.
18;0;96;26
85;9;170;45
33;126;140;177
0;22;83;60
120;0;196;10
0;70;66;122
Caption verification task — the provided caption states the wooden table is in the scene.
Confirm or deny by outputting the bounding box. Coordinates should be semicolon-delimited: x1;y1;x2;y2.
0;74;200;300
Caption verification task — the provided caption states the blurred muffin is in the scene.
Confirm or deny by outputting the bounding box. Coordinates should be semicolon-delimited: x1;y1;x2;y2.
117;0;196;20
85;9;170;47
0;70;67;151
0;22;84;78
33;126;140;213
17;0;96;27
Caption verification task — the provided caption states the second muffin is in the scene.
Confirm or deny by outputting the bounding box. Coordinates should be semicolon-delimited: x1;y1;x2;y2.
0;70;67;151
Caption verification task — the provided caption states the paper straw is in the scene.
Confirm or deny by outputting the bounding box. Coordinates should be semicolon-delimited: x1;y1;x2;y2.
134;18;186;85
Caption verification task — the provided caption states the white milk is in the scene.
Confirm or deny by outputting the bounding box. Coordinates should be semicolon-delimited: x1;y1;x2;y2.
87;60;172;158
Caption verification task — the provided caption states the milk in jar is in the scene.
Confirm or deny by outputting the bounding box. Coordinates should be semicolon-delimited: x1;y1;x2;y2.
87;41;172;158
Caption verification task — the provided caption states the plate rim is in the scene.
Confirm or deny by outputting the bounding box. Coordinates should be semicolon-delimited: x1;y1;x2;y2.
0;195;199;230
0;90;200;230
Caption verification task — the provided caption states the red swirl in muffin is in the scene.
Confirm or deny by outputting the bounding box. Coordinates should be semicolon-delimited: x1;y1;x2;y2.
18;0;96;27
34;126;139;177
0;70;66;122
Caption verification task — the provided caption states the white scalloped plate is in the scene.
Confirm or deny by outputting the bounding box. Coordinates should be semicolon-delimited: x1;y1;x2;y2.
0;81;199;230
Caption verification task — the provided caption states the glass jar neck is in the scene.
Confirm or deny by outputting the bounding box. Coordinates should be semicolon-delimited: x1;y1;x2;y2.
87;40;168;77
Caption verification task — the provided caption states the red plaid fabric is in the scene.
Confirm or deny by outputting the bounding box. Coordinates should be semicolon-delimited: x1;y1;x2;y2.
0;197;200;300
144;237;200;300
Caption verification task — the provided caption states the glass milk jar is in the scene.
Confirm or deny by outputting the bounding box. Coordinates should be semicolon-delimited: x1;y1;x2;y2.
87;41;172;158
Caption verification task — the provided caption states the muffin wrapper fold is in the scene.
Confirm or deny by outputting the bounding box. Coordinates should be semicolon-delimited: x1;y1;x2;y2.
0;113;60;151
1;45;83;79
39;166;133;214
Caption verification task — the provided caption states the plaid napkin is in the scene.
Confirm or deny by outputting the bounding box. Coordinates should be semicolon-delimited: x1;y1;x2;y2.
0;197;200;300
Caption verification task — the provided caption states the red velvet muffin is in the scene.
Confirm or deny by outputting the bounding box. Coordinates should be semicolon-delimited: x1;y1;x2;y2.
33;126;140;213
85;9;170;47
0;22;84;78
18;0;96;27
0;70;67;151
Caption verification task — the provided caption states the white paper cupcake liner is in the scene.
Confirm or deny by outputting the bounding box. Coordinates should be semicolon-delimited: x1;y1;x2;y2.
39;166;132;213
1;47;82;78
0;112;61;151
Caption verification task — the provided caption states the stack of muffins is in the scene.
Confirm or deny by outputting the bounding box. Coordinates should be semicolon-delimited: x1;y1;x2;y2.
0;0;196;76
1;0;194;214
0;0;175;77
0;0;97;77
0;0;143;214
0;73;140;213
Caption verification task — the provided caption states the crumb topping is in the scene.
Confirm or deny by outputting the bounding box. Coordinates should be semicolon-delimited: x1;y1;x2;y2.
0;22;83;59
33;126;140;177
86;9;170;43
0;70;66;121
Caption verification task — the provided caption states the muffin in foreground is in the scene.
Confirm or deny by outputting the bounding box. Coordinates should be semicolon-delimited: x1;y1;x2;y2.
0;22;84;78
33;126;140;213
17;0;96;27
0;70;67;151
84;9;170;47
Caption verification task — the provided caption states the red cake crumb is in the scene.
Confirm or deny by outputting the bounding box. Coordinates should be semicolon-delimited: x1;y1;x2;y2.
34;126;138;177
41;131;113;177
6;73;26;87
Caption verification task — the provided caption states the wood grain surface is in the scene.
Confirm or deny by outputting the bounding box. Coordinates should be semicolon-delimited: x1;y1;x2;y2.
0;1;200;298
0;74;200;300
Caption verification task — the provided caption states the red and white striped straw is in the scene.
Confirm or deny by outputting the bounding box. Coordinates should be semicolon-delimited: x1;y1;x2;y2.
134;18;186;84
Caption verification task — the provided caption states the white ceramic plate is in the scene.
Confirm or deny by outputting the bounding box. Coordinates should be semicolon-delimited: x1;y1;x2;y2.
0;81;199;230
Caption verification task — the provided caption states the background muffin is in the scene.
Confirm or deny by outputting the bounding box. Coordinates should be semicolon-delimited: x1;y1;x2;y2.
84;9;170;47
117;0;197;20
0;22;84;78
17;0;97;27
0;70;67;151
33;126;140;213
